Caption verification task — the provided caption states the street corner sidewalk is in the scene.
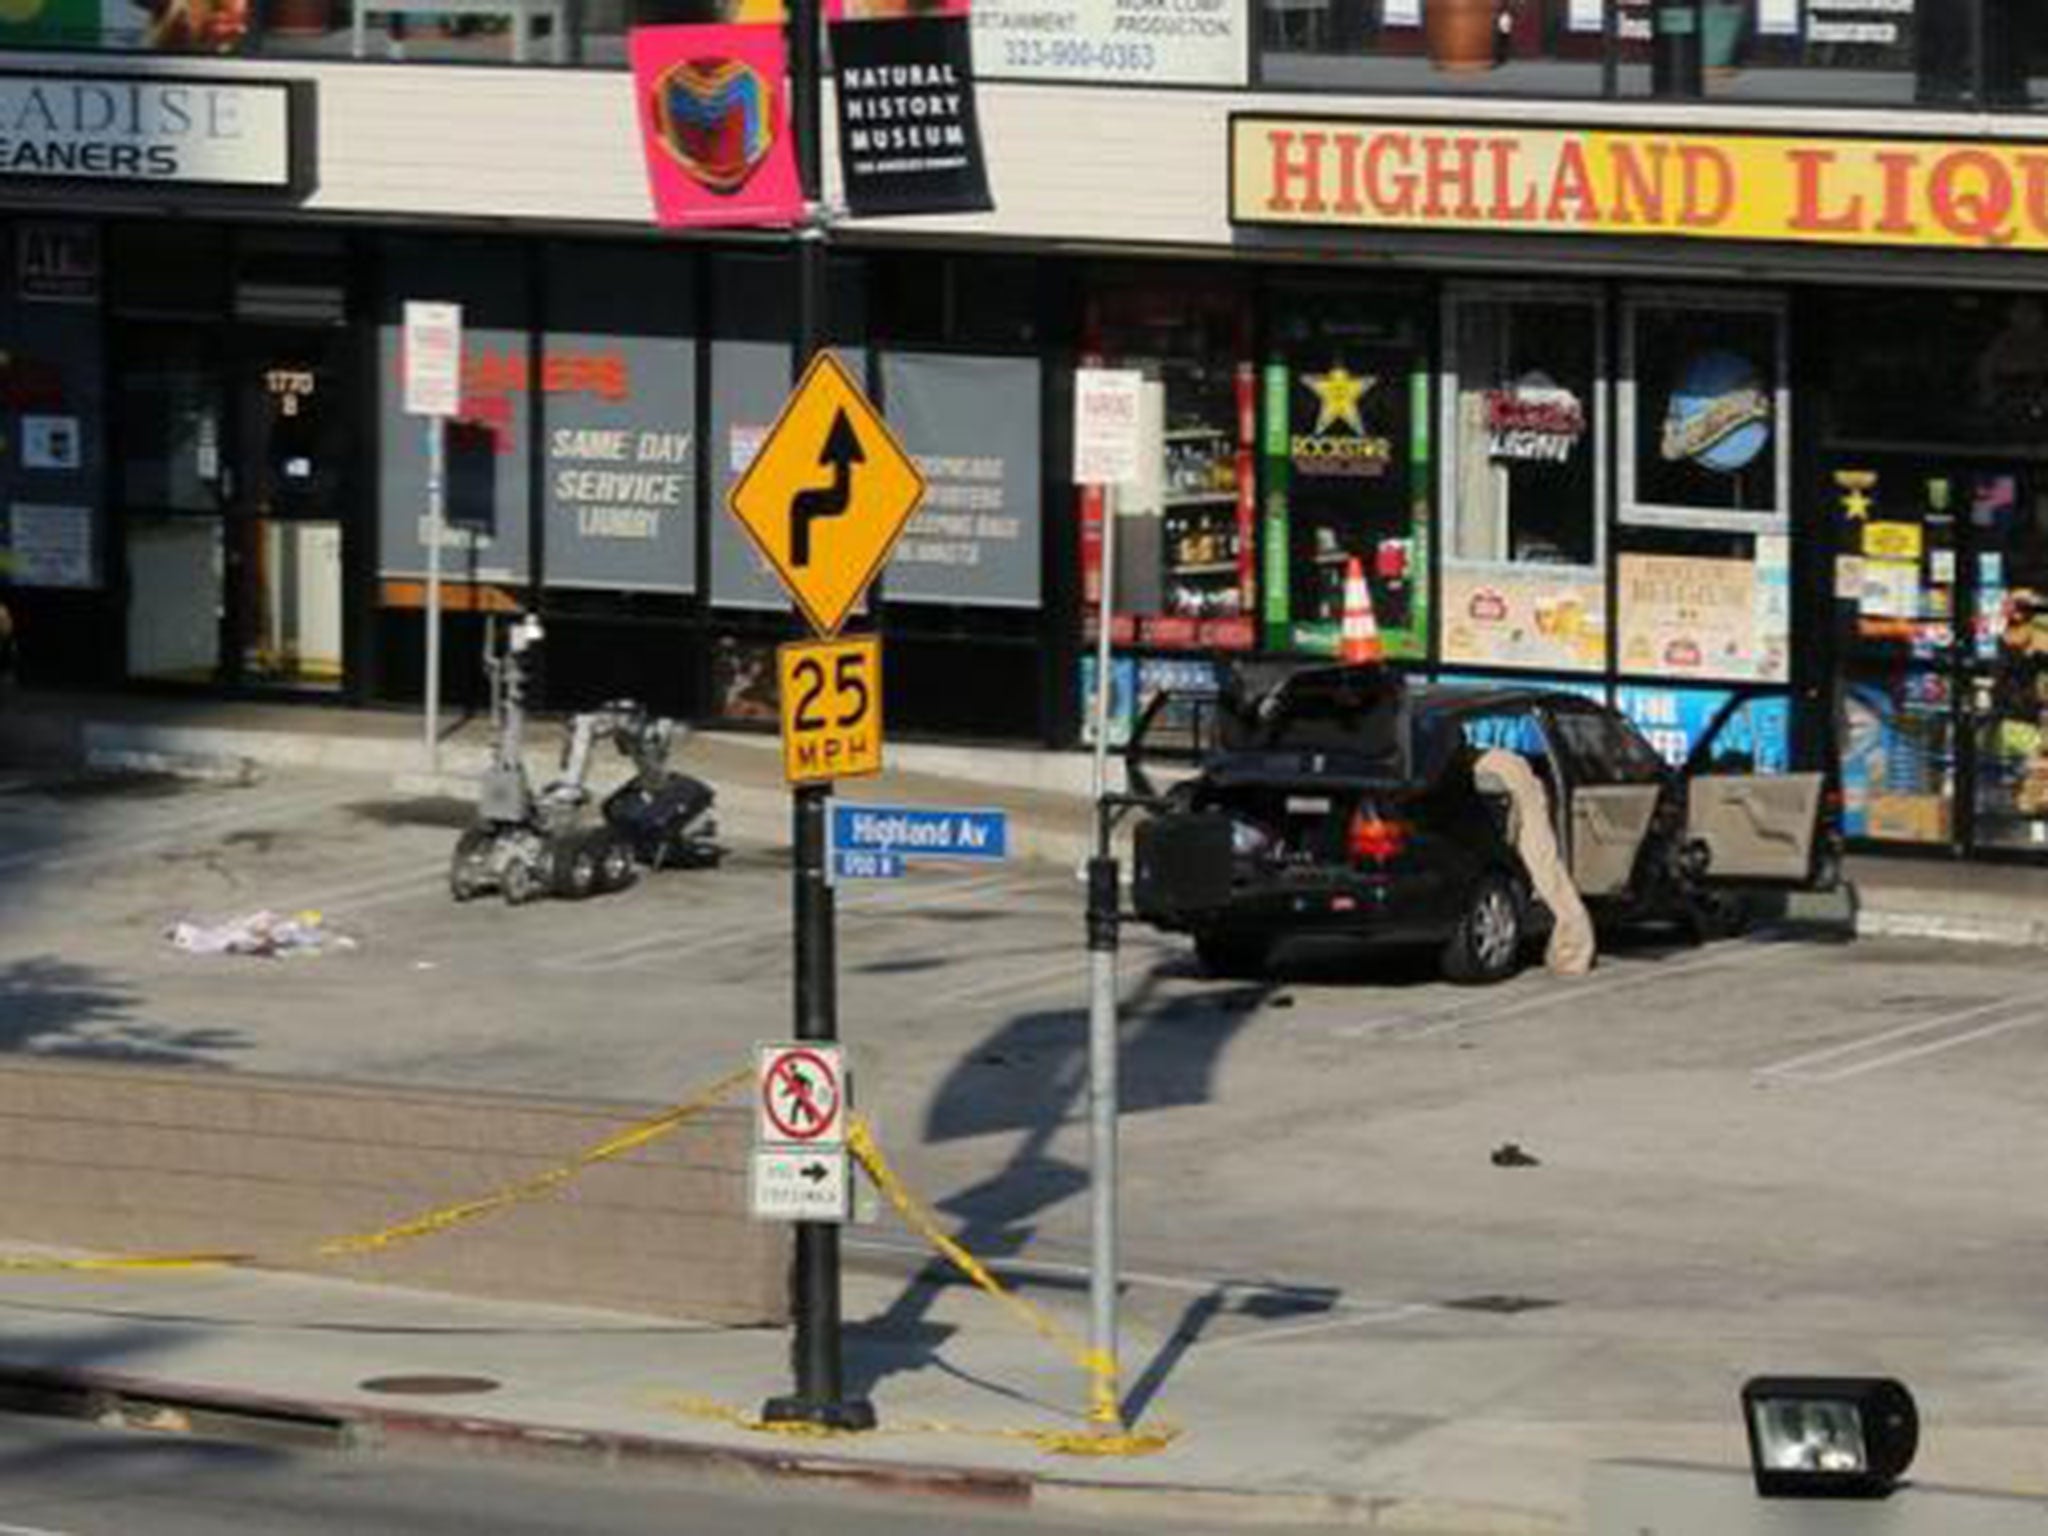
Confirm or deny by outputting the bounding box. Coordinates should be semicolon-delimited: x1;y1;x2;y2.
0;1251;1582;1535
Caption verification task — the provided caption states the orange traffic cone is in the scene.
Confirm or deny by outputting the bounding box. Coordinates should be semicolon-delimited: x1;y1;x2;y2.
1339;556;1384;664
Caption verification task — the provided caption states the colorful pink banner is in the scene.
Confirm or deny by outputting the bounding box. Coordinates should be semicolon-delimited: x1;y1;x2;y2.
826;0;969;18
628;24;802;230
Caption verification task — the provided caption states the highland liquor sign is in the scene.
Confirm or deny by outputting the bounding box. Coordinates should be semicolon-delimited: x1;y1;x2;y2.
0;75;308;192
1232;117;2048;255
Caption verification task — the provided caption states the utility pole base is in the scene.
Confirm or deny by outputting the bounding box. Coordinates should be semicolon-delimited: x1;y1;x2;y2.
761;1394;878;1432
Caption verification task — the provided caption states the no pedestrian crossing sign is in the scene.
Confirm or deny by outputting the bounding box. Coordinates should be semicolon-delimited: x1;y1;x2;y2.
756;1042;847;1148
753;1042;852;1226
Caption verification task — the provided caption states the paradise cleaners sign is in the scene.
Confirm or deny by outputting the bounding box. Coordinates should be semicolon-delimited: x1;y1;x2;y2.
0;75;306;192
1231;117;2048;254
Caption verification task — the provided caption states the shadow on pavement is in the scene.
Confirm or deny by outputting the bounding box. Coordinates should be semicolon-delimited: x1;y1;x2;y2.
1120;1279;1342;1425
845;965;1271;1413
0;1320;290;1482
0;956;246;1067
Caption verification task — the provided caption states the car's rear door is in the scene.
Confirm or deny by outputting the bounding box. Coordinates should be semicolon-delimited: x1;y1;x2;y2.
1685;694;1825;884
1544;704;1664;897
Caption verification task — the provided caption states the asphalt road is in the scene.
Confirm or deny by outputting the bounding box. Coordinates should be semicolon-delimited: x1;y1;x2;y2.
5;766;2048;1431
0;1413;1317;1536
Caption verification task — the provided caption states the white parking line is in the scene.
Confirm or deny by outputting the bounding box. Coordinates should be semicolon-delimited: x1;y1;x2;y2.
1371;938;1810;1042
1193;1302;1439;1353
1758;989;2048;1083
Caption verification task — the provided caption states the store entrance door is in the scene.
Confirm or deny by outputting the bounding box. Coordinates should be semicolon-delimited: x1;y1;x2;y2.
1828;455;2048;857
118;324;353;692
1958;467;2048;854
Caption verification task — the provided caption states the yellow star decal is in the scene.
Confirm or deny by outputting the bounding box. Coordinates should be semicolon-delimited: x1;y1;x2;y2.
1303;367;1374;436
1841;487;1871;521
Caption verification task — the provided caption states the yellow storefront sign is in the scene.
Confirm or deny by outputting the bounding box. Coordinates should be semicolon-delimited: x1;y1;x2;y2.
1862;522;1924;561
1231;116;2048;253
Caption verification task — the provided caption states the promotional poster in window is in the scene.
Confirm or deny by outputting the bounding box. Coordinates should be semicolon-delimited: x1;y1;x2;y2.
1261;311;1429;659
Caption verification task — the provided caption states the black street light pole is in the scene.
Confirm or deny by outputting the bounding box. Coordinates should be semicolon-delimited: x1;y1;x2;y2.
762;0;874;1434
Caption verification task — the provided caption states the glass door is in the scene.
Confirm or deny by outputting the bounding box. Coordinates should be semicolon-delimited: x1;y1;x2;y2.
119;326;230;686
1961;467;2048;854
1827;455;1959;850
117;324;351;692
231;329;350;692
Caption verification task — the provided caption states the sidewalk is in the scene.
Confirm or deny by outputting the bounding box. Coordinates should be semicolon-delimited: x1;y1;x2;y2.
5;688;2048;945
0;1238;1761;1535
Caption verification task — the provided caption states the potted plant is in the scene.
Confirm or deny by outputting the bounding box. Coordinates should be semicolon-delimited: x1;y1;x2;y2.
1702;0;1746;79
1424;0;1500;72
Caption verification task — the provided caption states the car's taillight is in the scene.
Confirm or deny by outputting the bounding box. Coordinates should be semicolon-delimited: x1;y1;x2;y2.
1348;807;1410;865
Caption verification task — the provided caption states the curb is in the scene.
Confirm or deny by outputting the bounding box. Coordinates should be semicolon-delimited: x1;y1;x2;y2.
0;1363;1570;1534
1854;906;2048;947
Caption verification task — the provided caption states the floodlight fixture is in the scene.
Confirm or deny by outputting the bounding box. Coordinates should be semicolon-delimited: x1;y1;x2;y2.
1741;1376;1918;1500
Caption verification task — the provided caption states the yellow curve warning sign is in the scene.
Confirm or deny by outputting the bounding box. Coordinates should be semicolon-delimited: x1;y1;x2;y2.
728;351;926;638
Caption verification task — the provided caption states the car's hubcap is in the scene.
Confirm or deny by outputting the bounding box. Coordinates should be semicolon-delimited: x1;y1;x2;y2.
1474;888;1516;968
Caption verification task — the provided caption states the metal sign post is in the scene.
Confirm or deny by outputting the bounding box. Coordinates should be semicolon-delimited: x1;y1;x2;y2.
425;419;445;772
404;301;463;774
1073;366;1143;1432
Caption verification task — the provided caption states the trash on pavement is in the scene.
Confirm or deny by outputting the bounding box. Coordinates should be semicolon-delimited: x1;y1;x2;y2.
1490;1141;1541;1168
166;909;357;958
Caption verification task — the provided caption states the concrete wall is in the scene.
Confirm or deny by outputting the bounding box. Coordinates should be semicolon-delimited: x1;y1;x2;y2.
0;1058;787;1323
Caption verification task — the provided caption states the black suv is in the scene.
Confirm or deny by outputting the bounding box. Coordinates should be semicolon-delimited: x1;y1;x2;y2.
1128;665;1837;984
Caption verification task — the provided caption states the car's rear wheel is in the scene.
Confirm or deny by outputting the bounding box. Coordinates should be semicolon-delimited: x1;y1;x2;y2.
1441;873;1522;985
1194;931;1269;979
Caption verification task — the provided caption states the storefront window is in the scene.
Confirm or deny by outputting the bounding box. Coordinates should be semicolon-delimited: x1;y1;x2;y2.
1610;287;1789;689
879;352;1042;610
375;239;533;601
1257;0;2047;107
1262;287;1430;660
1079;279;1254;657
539;244;697;597
1621;290;1787;533
1440;284;1604;675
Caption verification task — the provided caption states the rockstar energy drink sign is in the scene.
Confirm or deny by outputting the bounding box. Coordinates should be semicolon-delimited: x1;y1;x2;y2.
1230;116;2048;254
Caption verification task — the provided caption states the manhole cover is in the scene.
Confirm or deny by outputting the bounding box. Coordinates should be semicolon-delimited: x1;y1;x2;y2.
358;1374;502;1396
1440;1294;1558;1315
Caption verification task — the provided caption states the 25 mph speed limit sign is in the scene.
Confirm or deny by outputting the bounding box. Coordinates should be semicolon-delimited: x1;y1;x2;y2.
779;635;881;786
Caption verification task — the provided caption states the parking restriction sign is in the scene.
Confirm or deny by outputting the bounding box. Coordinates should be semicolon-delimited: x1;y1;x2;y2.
756;1042;846;1148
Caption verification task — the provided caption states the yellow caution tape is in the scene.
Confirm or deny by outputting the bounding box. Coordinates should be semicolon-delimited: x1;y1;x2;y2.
846;1114;1177;1456
659;1393;1177;1458
0;1068;750;1275
0;1252;247;1274
317;1067;750;1258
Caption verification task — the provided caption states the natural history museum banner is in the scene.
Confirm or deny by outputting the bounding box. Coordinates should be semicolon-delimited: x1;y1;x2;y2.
1231;118;2048;255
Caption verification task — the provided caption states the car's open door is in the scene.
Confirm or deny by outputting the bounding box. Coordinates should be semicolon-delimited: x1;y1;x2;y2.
1684;693;1826;885
1570;787;1663;896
